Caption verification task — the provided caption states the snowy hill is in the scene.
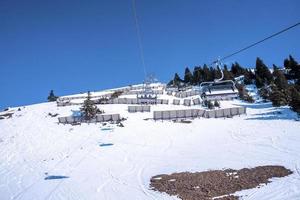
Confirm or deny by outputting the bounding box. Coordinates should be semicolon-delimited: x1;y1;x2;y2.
1;83;300;200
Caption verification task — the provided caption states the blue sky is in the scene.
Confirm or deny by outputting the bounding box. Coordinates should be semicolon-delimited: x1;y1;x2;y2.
0;0;299;109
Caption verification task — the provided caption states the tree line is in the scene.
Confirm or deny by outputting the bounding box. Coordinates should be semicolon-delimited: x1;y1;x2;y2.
168;55;300;115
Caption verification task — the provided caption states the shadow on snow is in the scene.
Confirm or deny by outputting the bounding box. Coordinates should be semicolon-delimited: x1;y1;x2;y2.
44;175;69;180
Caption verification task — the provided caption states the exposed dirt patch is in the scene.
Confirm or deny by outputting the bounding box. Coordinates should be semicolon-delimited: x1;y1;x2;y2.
150;165;292;200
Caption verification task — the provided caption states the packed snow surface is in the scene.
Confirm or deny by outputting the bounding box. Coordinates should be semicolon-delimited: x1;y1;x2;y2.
1;86;300;200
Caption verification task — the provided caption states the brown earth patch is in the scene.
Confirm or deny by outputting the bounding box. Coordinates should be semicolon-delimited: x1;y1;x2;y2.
150;165;292;200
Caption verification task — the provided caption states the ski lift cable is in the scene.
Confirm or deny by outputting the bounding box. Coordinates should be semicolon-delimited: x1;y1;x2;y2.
214;21;300;64
192;21;300;74
132;0;147;79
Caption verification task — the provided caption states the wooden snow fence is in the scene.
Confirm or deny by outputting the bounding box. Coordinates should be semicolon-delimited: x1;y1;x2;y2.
109;98;168;105
128;105;151;113
173;99;180;105
58;114;121;124
183;99;191;106
192;98;201;105
153;107;246;121
153;109;202;120
174;90;199;98
204;107;247;118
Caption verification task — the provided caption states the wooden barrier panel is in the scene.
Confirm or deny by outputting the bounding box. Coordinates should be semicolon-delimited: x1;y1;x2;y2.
128;106;151;113
223;108;231;117
162;111;170;120
173;99;180;105
177;110;185;118
230;107;238;115
185;109;192;118
215;109;224;118
143;106;151;112
132;98;138;104
66;116;75;123
183;99;191;106
112;114;120;121
238;107;246;114
192;109;199;118
170;110;177;119
96;115;104;122
128;106;135;113
90;118;97;123
198;109;205;117
152;107;246;121
193;98;201;105
156;99;162;104
136;106;142;112
58;117;67;123
103;115;112;121
153;111;162;120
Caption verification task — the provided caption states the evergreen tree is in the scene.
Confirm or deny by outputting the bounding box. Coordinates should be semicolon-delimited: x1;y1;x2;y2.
80;91;98;120
169;73;183;87
184;67;193;85
288;55;300;79
202;64;211;82
269;86;288;107
255;57;273;87
244;69;255;85
212;68;222;80
203;100;214;109
284;58;290;69
231;62;245;77
273;67;288;90
255;74;264;88
214;100;220;108
192;66;203;85
259;86;271;101
289;87;300;115
47;90;58;102
223;65;233;80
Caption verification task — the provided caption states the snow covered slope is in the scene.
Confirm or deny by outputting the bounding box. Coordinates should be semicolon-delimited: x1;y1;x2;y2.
1;86;300;200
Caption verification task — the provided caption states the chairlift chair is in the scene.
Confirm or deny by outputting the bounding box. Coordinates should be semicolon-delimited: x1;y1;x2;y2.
200;60;238;101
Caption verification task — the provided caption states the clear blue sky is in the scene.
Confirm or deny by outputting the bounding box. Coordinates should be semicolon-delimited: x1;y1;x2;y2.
0;0;299;109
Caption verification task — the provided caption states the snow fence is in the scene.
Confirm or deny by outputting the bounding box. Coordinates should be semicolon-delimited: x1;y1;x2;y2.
128;105;151;113
174;90;199;98
57;97;170;106
58;114;121;124
153;107;246;120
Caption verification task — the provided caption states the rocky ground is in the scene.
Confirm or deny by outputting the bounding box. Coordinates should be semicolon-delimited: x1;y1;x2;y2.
150;165;292;200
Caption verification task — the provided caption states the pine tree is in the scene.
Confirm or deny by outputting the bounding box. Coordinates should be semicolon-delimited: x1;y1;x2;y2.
192;66;203;85
236;84;246;99
80;91;98;120
184;67;193;85
231;62;245;77
202;64;211;82
273;67;288;90
223;65;233;80
212;68;222;80
203;100;214;109
269;86;288;107
289;87;300;115
255;57;272;87
259;86;271;101
244;69;255;85
288;55;300;79
47;90;58;102
169;73;183;87
255;74;264;88
214;100;220;108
